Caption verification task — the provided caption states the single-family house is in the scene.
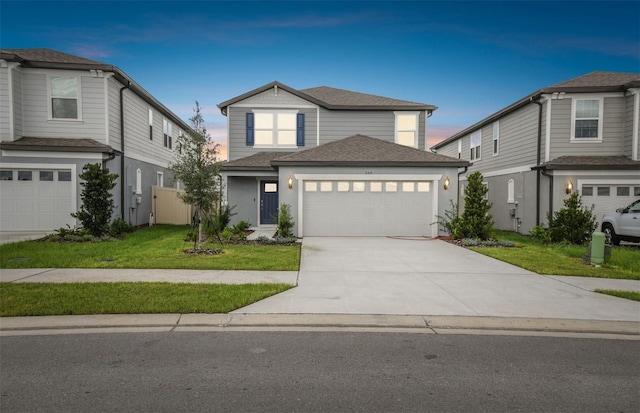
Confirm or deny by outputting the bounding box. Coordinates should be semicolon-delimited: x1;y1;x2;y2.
218;81;468;237
0;48;190;231
431;71;640;234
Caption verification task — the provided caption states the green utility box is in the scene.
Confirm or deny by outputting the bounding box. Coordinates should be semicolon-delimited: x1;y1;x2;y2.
590;231;606;265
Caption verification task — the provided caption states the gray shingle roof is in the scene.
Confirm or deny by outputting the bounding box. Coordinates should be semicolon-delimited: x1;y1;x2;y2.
0;48;105;66
0;137;115;153
300;86;435;110
223;151;291;170
217;81;436;113
546;71;640;90
271;135;467;167
535;155;640;170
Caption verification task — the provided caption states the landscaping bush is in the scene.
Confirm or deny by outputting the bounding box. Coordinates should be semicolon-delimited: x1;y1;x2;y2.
528;225;551;244
436;172;494;240
459;172;494;240
547;192;597;245
71;163;118;237
109;218;135;238
204;204;237;242
276;203;295;238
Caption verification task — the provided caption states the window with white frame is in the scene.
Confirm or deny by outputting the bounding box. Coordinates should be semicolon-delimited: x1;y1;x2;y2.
254;110;297;146
457;140;462;159
50;76;80;119
148;108;153;141
157;172;164;187
163;119;172;149
395;112;419;148
492;121;499;155
572;99;601;140
470;131;481;161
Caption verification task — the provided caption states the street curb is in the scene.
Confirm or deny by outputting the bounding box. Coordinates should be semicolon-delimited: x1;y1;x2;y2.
1;314;638;337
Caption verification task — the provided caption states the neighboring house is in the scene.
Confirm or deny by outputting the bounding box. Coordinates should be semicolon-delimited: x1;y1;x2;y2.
218;81;467;237
431;71;640;234
0;48;190;231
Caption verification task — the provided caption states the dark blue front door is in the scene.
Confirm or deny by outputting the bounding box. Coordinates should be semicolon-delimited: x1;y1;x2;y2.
260;181;279;225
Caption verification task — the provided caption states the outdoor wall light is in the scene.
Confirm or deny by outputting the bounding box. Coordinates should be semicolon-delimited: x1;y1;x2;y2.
443;176;450;190
288;175;294;190
566;180;573;194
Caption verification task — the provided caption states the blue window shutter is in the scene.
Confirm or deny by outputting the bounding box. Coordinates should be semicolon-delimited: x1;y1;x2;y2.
246;113;254;146
296;113;305;146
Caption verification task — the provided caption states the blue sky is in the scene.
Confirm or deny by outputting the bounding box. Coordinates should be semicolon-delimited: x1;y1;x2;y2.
2;0;639;158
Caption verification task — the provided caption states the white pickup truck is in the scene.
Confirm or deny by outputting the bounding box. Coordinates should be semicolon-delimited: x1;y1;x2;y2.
601;199;640;245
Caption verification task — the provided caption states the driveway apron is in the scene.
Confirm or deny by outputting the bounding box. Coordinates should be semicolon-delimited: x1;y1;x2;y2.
233;237;640;321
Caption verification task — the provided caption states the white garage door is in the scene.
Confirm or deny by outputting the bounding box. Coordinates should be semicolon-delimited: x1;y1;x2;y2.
303;180;433;236
0;168;76;231
581;183;640;226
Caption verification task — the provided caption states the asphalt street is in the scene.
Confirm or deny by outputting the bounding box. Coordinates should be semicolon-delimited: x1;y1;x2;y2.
1;331;638;412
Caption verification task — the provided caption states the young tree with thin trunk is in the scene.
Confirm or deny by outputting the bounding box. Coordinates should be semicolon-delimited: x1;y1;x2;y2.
169;101;222;248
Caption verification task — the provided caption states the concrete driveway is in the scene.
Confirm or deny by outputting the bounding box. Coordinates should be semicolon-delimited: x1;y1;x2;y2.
234;237;640;321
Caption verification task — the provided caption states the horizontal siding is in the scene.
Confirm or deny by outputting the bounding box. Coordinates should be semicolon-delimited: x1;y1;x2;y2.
0;67;9;140
108;78;121;149
320;109;427;149
227;106;317;161
550;96;626;158
437;103;540;175
21;71;106;142
118;79;176;167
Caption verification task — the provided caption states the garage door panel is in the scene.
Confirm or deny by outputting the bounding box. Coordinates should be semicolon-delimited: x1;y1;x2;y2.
303;180;432;237
1;168;75;231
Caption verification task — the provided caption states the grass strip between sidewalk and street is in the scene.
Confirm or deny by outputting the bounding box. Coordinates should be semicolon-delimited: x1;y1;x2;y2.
0;225;300;271
470;231;640;280
0;282;293;316
595;289;640;302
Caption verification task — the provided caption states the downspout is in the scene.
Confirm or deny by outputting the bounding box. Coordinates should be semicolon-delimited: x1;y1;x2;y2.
119;82;130;220
541;169;553;222
530;96;543;226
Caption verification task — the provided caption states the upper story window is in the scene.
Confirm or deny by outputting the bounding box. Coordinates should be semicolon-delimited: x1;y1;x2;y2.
163;119;172;149
247;110;304;147
395;112;419;148
457;140;462;159
470;130;481;161
492;121;499;156
572;98;602;141
148;108;153;141
50;76;81;120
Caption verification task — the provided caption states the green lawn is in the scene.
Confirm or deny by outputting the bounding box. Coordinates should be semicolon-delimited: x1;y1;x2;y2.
595;289;640;302
471;231;640;280
0;225;300;271
0;282;293;316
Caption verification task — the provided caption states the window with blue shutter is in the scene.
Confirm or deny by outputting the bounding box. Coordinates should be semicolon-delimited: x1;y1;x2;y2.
246;112;254;146
296;113;305;147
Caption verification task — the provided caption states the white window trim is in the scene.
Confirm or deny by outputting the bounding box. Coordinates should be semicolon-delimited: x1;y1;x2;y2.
394;111;420;148
570;96;603;142
163;118;173;149
157;172;164;187
470;130;482;161
492;121;499;156
457;140;462;159
47;75;83;121
252;109;299;148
